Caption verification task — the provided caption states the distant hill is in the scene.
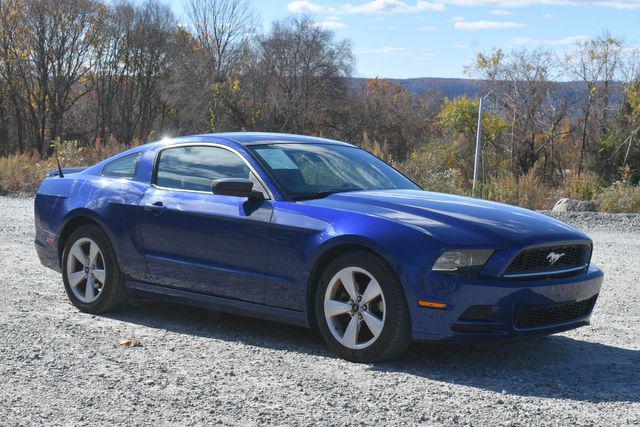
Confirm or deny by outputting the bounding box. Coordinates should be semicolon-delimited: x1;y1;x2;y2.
350;77;486;99
350;77;624;106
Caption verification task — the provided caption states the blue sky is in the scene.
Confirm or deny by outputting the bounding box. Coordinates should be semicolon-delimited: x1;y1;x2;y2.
165;0;640;79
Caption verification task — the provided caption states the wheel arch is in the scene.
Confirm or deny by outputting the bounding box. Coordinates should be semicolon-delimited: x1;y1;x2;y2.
305;238;402;330
57;210;114;264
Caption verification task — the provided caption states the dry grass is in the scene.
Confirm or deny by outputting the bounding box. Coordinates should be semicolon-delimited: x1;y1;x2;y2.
597;183;640;213
481;171;554;210
554;172;601;201
0;138;141;195
1;138;638;213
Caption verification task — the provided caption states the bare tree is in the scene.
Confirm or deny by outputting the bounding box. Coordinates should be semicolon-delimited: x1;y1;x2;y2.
0;0;102;154
473;48;570;179
348;79;429;161
179;0;255;131
0;0;26;152
186;0;255;82
91;1;128;144
564;33;624;175
247;16;354;133
106;0;175;144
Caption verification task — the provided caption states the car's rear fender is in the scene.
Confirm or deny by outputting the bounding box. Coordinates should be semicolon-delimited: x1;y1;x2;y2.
35;175;150;281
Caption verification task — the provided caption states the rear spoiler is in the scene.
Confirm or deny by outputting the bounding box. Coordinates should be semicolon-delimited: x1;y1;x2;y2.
47;167;88;177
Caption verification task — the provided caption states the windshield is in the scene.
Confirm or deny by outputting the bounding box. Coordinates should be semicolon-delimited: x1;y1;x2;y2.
249;143;420;200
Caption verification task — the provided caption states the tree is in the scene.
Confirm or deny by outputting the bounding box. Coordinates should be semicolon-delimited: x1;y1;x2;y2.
0;0;27;152
174;0;255;132
564;33;624;175
229;16;353;134
348;79;432;161
437;96;506;181
0;0;102;154
474;48;570;180
107;0;175;144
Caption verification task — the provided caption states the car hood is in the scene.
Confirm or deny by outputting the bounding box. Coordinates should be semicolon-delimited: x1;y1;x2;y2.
301;189;587;247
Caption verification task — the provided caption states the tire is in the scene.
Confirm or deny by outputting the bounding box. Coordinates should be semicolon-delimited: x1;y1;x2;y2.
315;250;411;362
61;224;127;314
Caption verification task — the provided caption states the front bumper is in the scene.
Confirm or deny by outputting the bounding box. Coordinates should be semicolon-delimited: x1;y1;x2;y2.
407;263;604;341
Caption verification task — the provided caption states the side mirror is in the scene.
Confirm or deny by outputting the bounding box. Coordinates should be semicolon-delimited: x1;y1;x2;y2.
212;178;264;200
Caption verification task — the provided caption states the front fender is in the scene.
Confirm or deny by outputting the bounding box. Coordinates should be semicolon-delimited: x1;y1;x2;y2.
302;216;445;327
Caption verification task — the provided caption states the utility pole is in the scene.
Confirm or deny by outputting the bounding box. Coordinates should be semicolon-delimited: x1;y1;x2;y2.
472;90;492;198
472;97;484;198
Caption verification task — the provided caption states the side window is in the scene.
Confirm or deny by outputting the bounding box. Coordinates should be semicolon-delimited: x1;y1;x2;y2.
155;146;253;192
102;152;141;178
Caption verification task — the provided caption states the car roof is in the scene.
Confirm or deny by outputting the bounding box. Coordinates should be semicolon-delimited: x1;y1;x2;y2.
152;132;355;148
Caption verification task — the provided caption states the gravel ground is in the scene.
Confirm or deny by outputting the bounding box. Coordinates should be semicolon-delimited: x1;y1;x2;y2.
1;196;639;426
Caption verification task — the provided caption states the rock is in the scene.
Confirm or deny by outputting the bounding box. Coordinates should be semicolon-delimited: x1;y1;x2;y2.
552;198;597;212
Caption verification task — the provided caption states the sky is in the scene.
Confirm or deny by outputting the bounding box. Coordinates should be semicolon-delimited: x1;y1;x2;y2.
164;0;640;79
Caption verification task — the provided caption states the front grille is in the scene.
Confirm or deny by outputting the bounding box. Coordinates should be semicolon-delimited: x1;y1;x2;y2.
504;243;590;277
513;295;597;329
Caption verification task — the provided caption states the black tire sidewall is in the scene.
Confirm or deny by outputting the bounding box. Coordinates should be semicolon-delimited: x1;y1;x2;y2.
314;250;411;362
61;224;123;314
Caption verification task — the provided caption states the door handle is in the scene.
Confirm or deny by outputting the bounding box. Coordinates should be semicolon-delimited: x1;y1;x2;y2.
144;201;165;215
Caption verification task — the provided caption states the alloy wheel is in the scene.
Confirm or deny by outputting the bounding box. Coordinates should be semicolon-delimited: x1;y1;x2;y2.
323;266;386;350
66;237;106;303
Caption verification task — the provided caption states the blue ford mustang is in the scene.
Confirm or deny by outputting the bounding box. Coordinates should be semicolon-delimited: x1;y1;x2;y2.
35;132;604;361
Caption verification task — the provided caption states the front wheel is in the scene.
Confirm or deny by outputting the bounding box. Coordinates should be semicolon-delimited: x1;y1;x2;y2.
315;251;411;362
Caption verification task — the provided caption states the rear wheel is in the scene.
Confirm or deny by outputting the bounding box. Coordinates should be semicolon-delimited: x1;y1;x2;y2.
62;225;126;313
315;250;411;362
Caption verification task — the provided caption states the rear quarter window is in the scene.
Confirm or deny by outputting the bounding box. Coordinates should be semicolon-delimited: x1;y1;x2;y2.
102;152;141;178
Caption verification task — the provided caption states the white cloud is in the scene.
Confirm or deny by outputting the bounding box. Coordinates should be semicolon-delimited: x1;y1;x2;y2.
451;15;465;20
345;0;414;13
594;0;640;8
440;0;640;8
454;19;525;30
416;1;446;10
314;20;349;29
286;0;640;21
437;0;524;5
344;0;445;14
356;46;437;59
356;45;409;54
441;0;536;5
490;8;515;14
510;35;589;45
419;25;438;31
287;0;336;14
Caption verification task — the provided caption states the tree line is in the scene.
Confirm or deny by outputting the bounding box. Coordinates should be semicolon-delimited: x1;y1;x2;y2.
0;0;639;197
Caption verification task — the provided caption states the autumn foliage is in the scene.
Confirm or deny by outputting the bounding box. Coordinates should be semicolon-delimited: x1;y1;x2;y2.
0;1;639;211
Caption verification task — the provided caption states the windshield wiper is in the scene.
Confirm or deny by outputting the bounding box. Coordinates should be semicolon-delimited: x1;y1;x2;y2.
291;189;358;201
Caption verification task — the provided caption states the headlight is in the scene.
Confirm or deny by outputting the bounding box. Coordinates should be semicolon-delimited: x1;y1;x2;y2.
432;250;493;275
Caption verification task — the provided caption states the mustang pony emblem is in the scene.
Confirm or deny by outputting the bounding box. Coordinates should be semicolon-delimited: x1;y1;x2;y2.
546;251;566;265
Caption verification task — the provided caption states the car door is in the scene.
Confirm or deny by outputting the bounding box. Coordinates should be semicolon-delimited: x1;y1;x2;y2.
138;144;272;304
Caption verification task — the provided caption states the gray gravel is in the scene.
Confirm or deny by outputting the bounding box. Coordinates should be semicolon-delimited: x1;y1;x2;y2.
1;196;639;426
